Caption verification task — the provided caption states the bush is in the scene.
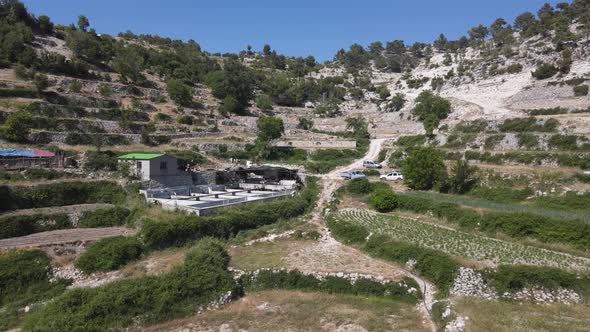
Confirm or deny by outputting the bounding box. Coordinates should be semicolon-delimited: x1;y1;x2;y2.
346;177;373;195
255;94;273;110
328;219;369;244
0;213;70;239
517;133;539;149
78;207;130;228
24;239;237;331
297;117;313;130
411;90;451;134
385;93;406;112
98;83;112;97
369;188;398;212
574;85;589;96
176;115;194;125
69;80;82;93
531;63;558;79
486;265;583;294
75;236;145;273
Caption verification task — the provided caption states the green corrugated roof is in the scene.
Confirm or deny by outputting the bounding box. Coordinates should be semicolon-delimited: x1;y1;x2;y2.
117;153;164;160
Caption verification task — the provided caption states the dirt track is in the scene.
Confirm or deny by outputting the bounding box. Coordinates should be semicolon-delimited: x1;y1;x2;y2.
0;227;136;248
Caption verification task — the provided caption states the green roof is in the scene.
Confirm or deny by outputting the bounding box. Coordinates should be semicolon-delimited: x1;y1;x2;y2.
117;153;165;160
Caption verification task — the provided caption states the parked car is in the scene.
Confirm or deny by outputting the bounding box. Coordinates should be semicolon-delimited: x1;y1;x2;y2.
339;170;366;180
363;160;382;169
380;171;404;181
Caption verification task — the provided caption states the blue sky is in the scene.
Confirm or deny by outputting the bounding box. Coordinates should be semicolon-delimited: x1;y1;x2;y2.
22;0;561;61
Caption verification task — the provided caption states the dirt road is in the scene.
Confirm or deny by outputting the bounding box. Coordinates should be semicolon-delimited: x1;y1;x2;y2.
0;227;136;248
301;138;437;332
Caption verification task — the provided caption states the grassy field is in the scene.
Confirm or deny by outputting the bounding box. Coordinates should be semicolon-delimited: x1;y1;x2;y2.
330;209;590;272
143;290;428;332
402;191;590;223
453;297;590;332
229;241;296;271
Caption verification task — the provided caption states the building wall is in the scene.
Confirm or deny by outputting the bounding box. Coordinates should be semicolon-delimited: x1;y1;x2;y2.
148;155;181;178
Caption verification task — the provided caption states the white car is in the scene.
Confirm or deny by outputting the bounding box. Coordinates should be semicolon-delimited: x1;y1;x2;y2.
380;171;404;181
363;160;382;169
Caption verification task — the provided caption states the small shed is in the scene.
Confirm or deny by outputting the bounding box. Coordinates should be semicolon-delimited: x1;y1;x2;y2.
117;153;181;181
0;149;60;169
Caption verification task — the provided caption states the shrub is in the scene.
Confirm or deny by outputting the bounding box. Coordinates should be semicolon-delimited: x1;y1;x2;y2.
0;213;70;239
517;133;539;149
0;111;32;143
297;117;313;130
369;188;398;212
499;117;558;132
78;207;130;228
24;239;237;331
33;73;49;92
75;236;145;273
484;134;505;150
176;115;194;125
486;265;582;294
574;85;589;96
98;83;112;97
69;80;82;93
531;63;558;79
385;93;406;112
446;160;477;194
346;177;373;195
327;219;369;244
397;135;427;147
411;90;451;134
255;94;273;110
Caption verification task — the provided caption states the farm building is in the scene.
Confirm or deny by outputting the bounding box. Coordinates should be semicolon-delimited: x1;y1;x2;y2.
117;153;192;187
0;149;63;169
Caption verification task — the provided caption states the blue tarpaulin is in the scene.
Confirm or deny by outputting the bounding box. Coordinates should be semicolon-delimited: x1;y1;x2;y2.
0;149;34;157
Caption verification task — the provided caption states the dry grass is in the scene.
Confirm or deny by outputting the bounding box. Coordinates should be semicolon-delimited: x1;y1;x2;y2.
143;290;428;332
229;241;295;271
453;297;590;332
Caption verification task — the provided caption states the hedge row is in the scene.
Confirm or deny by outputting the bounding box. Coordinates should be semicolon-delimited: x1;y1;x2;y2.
23;239;238;332
240;269;420;304
0;181;126;212
395;194;590;251
0;213;71;239
141;177;319;249
78;207;131;228
75;236;145;273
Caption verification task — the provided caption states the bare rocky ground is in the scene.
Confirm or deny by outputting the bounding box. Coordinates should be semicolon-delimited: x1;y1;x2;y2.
0;227;135;248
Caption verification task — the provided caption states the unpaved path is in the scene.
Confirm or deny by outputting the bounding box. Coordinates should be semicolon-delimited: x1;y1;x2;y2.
0;203;113;217
0;227;136;248
298;138;437;332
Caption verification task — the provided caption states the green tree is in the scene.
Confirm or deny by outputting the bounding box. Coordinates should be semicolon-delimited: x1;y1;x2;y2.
0;111;32;143
166;80;193;106
446;159;478;194
33;73;48;92
37;15;53;34
433;34;448;50
221;95;239;114
468;24;489;42
112;47;145;82
77;15;89;31
256;116;284;142
255;116;284;159
385;93;406;112
401;147;447;190
514;12;538;35
412;90;451;135
205;60;254;114
297;117;313;130
262;44;271;56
